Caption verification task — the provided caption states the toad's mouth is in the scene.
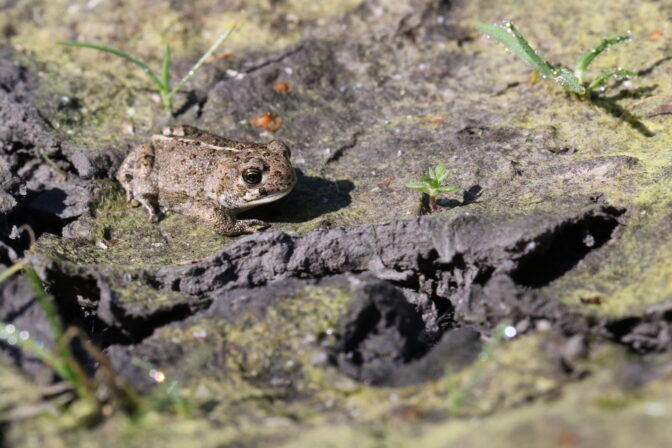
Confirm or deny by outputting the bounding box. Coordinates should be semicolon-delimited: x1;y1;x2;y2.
233;181;296;212
245;188;293;205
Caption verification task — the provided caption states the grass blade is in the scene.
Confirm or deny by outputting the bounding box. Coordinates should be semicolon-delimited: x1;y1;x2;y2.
446;322;508;415
0;322;73;383
0;261;26;284
169;25;236;96
161;44;171;90
587;68;636;91
478;22;556;79
11;269;91;396
575;34;631;83
24;267;64;340
40;152;68;178
58;41;163;90
553;66;586;94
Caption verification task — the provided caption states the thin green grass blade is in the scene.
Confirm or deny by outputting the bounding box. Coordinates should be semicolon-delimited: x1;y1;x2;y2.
24;267;64;340
58;41;163;89
161;44;171;90
0;322;73;382
0;261;26;284
575;34;631;83
478;22;556;79
587;68;636;91
41;152;68;178
446;322;508;415
169;25;236;96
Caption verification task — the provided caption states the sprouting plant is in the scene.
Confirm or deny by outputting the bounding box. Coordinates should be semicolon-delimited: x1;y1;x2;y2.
0;262;140;422
406;163;459;211
478;21;636;96
58;26;235;114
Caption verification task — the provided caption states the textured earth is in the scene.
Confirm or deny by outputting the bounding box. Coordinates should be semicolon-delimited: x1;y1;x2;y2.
2;0;672;446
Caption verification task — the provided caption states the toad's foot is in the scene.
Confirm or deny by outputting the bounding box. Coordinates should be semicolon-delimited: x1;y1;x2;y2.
189;202;269;236
229;219;270;235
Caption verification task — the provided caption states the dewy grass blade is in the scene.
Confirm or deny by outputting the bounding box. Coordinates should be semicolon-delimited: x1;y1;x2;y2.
160;44;172;109
161;44;171;91
0;322;73;384
57;41;163;90
553;66;585;95
169;25;236;97
479;22;635;96
477;22;556;79
59;26;236;113
24;267;64;340
588;68;637;91
575;34;632;83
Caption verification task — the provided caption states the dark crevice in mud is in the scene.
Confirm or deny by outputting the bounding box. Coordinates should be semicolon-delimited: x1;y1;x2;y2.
324;207;627;385
39;268;125;347
2;194;81;259
511;207;624;288
7;200;632;389
603;300;672;353
0;58;96;262
329;277;437;385
40;265;207;348
99;206;620;387
104;300;196;346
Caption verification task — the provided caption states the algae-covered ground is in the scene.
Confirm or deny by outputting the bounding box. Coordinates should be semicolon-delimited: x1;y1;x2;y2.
2;0;672;446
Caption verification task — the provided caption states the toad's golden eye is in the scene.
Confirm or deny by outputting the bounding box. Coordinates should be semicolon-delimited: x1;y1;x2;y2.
242;168;262;185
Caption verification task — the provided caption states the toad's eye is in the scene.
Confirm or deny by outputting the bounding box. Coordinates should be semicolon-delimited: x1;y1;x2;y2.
242;168;262;185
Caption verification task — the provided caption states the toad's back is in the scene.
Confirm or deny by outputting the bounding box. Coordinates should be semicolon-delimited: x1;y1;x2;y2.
116;125;296;235
153;137;235;201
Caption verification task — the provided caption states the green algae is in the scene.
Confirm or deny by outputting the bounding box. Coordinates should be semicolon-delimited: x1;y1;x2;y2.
1;0;363;149
5;0;672;446
143;284;353;400
455;0;672;318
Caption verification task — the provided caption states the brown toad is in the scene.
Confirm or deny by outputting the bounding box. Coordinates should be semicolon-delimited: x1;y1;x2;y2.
116;125;296;235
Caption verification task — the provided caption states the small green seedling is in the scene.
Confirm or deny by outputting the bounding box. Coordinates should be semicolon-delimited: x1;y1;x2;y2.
58;26;235;114
478;21;636;96
406;164;459;211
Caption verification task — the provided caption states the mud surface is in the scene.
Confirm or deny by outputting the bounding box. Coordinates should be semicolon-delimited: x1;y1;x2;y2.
2;0;672;446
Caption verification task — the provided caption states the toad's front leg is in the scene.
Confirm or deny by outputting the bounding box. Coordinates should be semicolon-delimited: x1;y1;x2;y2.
189;202;269;236
116;143;161;222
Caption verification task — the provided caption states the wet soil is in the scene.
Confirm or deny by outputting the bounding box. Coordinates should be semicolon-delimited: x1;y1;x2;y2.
2;0;672;446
